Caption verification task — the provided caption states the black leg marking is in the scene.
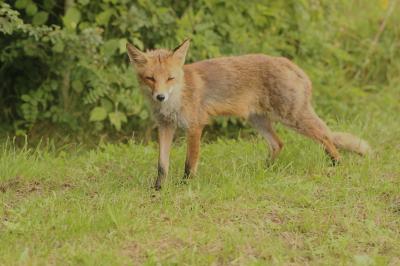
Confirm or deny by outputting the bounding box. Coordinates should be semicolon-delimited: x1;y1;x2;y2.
325;150;340;166
154;164;165;190
183;161;191;179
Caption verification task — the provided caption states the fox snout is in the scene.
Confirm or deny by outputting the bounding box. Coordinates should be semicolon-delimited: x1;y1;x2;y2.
154;93;168;102
152;85;178;103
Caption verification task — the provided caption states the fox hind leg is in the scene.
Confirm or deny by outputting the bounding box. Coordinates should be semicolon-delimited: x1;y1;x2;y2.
249;114;284;162
283;107;340;165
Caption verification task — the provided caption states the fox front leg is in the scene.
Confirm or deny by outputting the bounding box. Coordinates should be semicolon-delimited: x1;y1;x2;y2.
154;124;175;190
183;125;204;180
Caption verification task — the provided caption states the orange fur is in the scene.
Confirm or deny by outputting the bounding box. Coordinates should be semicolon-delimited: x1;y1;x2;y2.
127;40;371;189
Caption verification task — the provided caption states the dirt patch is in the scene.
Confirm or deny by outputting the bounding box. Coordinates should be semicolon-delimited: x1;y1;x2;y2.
123;237;191;264
280;231;305;250
1;176;76;196
0;176;22;193
60;182;75;190
123;242;147;265
265;210;284;224
0;176;42;196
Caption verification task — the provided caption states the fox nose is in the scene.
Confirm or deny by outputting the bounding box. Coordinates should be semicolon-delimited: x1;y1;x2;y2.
156;94;165;102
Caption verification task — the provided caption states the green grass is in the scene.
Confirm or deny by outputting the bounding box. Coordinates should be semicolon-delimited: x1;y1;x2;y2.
1;86;400;265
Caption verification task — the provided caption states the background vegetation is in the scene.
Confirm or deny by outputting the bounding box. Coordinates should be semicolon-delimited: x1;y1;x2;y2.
1;0;399;143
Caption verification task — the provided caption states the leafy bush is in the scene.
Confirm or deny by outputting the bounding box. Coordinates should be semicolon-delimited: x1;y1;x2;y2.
0;0;399;139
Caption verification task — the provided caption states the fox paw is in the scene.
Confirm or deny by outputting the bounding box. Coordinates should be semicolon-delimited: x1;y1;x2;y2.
178;179;189;185
330;158;340;166
153;183;162;191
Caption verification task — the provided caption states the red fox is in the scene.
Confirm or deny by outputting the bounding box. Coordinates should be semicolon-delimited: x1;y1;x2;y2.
126;39;370;190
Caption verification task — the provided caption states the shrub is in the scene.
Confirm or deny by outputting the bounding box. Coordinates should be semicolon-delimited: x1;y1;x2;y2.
0;0;399;139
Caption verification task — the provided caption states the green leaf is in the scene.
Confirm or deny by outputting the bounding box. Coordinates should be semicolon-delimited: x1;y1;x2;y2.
0;19;12;34
63;7;81;30
79;22;91;30
26;2;38;16
102;39;120;58
109;111;127;131
32;11;49;26
52;42;64;53
94;121;104;131
43;0;56;10
100;99;113;112
72;80;84;93
89;107;108;122
119;38;128;54
21;94;31;102
132;38;144;50
15;129;27;136
78;0;90;5
50;81;58;91
95;10;114;26
15;0;28;9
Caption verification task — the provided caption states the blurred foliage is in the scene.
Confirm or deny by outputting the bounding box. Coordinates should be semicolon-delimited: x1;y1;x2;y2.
0;0;399;141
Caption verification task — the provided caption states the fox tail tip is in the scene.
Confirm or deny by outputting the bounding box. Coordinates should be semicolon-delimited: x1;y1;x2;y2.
332;132;371;156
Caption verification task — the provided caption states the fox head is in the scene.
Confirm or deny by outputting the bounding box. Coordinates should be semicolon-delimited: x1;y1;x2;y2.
126;39;190;103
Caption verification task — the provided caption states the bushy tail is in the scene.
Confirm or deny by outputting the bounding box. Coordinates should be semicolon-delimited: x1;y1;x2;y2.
332;132;371;156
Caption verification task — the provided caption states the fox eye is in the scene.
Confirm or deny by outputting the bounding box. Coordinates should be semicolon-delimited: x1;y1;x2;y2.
167;77;174;81
145;76;155;82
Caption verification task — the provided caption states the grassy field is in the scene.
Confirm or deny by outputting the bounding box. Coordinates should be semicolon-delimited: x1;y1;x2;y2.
1;84;400;265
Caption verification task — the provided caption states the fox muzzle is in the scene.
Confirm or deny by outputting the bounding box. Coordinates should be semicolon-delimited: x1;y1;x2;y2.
153;92;168;102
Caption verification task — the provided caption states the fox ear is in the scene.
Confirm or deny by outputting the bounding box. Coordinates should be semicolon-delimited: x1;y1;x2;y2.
126;43;147;66
172;39;190;65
